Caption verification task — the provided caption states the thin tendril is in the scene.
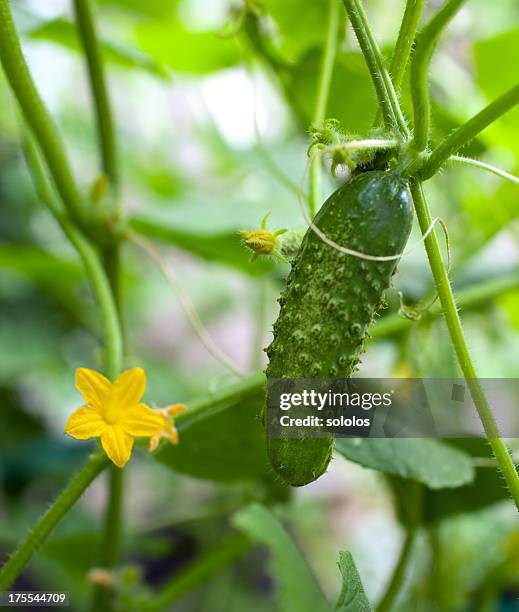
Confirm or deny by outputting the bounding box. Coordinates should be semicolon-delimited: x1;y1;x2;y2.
129;233;245;377
449;155;519;185
398;218;451;319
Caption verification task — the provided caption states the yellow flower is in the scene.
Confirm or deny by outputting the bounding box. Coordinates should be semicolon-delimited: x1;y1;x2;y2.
65;367;165;468
240;212;287;262
149;403;188;452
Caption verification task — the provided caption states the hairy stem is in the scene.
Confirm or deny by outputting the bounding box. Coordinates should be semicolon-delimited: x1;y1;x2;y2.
410;180;519;510
390;0;425;92
73;0;119;190
419;83;519;178
309;0;341;217
376;528;416;612
145;533;251;611
0;0;85;225
342;0;409;137
0;453;108;590
23;135;123;379
410;0;467;152
373;0;425;127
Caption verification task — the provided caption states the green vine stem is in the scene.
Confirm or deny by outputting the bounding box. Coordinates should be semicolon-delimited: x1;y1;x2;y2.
0;0;85;226
419;82;519;179
376;528;416;612
342;0;409;137
145;533;251;611
410;180;519;510
373;0;424;127
390;0;425;92
410;0;467;152
99;470;124;568
309;0;341;218
72;2;126;601
0;453;109;591
73;0;119;190
25;130;124;609
23;135;123;379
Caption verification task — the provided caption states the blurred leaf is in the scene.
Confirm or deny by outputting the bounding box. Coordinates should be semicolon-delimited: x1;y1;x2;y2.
130;216;275;275
0;244;90;324
290;51;377;133
42;531;98;572
426;504;516;612
0;244;82;288
263;0;330;63
334;551;372;612
153;382;270;483
458;177;519;241
421;439;511;523
233;504;330;612
136;18;241;74
474;27;519;100
29;18;168;78
335;438;474;489
473;27;519;152
96;0;178;18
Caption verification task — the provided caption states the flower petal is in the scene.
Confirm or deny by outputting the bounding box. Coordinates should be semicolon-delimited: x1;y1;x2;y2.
112;368;146;408
101;426;134;468
76;368;112;410
65;406;106;440
121;404;165;437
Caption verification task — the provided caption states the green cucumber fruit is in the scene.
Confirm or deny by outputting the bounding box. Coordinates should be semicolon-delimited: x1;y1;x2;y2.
265;171;414;486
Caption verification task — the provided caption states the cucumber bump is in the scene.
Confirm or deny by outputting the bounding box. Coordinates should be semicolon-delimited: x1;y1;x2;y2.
266;171;414;486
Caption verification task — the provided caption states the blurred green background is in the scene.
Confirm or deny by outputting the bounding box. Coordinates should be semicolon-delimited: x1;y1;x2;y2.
1;0;519;610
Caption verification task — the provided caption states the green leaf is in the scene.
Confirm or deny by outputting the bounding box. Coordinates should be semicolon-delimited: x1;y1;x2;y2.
96;0;178;18
263;0;330;63
153;375;270;483
334;551;372;612
233;504;330;612
473;27;519;152
421;439;511;523
28;19;168;78
335;438;474;490
290;51;377;133
130;216;275;276
135;18;241;74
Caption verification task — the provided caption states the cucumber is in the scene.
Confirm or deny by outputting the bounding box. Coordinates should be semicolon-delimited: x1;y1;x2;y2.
265;171;413;486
